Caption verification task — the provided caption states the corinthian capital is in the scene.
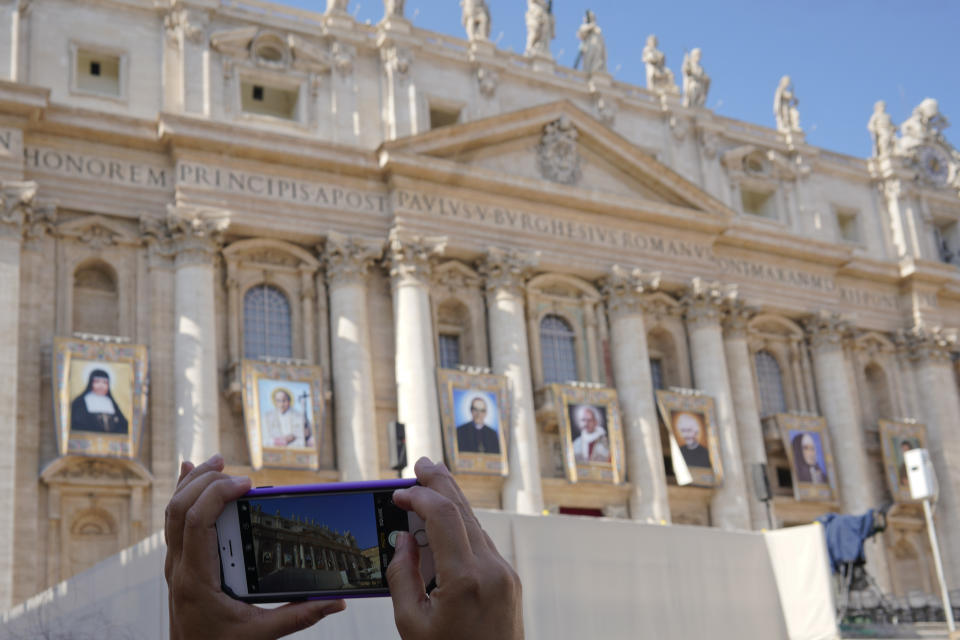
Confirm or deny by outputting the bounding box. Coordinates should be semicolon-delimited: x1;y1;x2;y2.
478;247;538;295
387;229;446;285
681;277;737;327
142;206;229;267
601;265;661;317
722;298;758;339
323;232;382;286
0;181;37;239
804;310;851;352
895;324;957;362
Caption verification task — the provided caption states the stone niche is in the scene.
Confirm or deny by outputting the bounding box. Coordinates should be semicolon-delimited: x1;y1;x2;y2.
40;456;152;585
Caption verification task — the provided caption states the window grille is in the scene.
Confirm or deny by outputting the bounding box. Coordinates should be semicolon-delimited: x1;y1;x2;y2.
243;284;292;359
650;358;665;391
438;333;461;369
540;314;577;384
754;349;787;416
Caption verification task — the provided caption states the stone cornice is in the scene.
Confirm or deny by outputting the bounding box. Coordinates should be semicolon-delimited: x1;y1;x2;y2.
716;226;853;268
601;264;661;318
322;231;382;286
141;206;229;267
722;298;757;339
386;228;446;285
804;311;852;352
681;277;737;327
895;325;958;363
477;246;538;296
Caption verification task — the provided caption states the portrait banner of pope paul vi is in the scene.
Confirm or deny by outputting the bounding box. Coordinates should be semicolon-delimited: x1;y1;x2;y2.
241;360;325;470
553;384;625;484
776;413;837;502
437;369;510;476
879;419;927;503
53;337;148;459
655;390;723;488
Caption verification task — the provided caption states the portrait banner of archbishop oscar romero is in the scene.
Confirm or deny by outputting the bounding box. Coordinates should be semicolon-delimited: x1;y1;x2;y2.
437;369;510;476
775;413;837;503
553;384;625;484
655;390;723;488
878;419;927;503
241;359;325;471
53;337;148;459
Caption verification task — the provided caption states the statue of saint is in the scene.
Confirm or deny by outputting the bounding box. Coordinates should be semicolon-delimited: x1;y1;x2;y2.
642;35;677;94
326;0;349;12
461;0;490;41
575;10;606;75
525;0;554;58
681;48;710;108
384;0;404;17
774;75;801;133
867;100;897;159
899;98;949;152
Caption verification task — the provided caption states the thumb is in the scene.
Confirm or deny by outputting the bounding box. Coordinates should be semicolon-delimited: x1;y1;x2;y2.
249;599;345;639
387;532;429;632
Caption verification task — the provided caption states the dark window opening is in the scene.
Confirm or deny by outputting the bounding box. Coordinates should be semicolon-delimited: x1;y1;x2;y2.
90;61;101;76
776;466;793;488
558;507;604;518
252;85;265;101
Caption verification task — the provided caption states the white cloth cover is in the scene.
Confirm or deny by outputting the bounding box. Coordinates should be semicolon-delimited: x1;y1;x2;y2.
1;511;838;640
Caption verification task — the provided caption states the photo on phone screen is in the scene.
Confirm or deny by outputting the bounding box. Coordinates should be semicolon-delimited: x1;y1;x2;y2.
226;487;410;598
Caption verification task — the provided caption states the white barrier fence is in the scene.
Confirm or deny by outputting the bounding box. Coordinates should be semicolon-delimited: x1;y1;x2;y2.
1;511;837;640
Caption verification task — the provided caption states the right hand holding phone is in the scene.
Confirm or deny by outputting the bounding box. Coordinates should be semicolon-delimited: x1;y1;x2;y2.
387;458;524;640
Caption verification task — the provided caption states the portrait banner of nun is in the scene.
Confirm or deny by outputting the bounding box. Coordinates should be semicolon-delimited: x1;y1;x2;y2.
553;384;625;484
241;359;324;470
775;414;837;502
437;368;510;476
654;390;723;488
878;419;927;503
53;337;148;458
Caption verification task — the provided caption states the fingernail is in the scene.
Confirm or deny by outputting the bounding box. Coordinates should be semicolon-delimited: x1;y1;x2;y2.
207;453;223;465
395;531;408;551
232;476;251;488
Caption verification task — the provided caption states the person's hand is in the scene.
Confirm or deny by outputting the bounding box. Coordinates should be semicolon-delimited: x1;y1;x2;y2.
164;454;345;640
387;458;523;640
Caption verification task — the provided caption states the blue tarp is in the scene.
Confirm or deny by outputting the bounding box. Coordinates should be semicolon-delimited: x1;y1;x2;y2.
817;510;875;574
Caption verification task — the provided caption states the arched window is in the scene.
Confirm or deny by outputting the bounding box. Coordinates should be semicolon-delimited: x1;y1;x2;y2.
864;363;892;421
540;314;577;384
755;350;787;416
243;284;292;359
73;261;119;335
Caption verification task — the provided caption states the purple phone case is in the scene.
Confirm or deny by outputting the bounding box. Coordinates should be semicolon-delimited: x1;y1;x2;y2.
223;478;419;602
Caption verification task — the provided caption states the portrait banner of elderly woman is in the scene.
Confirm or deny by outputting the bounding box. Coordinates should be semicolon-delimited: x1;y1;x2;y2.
53;337;148;458
241;360;325;470
775;414;836;502
878;419;928;503
550;384;625;484
655;390;723;488
437;368;510;476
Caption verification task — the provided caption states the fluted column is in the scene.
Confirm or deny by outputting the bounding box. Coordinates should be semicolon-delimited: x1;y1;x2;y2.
324;233;382;481
722;301;772;530
479;248;543;514
0;181;35;610
682;279;751;530
602;266;670;524
388;231;446;475
900;327;960;588
805;312;872;514
146;207;228;465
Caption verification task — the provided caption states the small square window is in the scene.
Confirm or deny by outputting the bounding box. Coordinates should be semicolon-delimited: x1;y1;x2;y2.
75;49;121;96
90;61;101;76
252;85;264;101
429;105;461;130
240;80;299;121
741;188;776;218
835;207;860;244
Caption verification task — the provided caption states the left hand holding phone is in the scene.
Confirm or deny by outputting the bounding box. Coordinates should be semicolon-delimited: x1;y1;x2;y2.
164;454;346;640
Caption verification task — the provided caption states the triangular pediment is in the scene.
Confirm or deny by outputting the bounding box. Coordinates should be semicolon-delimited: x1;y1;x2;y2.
381;101;734;220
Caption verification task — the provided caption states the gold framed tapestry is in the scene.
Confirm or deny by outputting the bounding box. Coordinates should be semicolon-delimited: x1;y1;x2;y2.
437;368;510;476
655;390;723;488
552;384;625;484
776;413;837;502
878;419;927;503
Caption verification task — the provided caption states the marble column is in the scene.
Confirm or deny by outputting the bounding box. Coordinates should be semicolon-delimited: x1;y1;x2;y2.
900;327;960;588
722;301;772;530
602;266;670;524
0;181;35;610
324;233;382;481
146;207;228;466
805;312;873;515
388;231;446;475
682;279;751;530
479;248;543;515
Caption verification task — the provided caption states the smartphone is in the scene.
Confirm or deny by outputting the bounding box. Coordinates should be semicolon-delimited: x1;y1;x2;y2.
216;478;434;602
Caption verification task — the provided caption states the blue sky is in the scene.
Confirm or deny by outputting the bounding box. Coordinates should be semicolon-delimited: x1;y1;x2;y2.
250;492;379;549
274;0;957;158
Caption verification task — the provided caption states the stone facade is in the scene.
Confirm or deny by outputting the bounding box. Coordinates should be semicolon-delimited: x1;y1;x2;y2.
1;0;959;610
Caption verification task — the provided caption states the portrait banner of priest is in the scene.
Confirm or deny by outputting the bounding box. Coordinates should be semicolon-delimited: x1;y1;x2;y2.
553;384;625;484
776;414;837;502
437;369;510;476
655;390;723;488
241;360;324;470
53;337;148;459
878;419;927;503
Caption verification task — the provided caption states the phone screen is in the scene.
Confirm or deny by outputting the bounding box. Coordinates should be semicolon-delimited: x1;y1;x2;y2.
235;489;408;596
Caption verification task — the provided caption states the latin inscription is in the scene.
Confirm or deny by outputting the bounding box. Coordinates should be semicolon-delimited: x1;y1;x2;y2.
24;146;169;188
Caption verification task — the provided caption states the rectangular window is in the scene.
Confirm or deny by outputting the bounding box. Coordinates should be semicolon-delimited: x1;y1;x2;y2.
934;221;958;265
241;80;299;121
75;49;121;96
776;466;793;488
650;358;664;391
429;104;461;130
835;207;861;244
741;188;776;218
438;334;461;369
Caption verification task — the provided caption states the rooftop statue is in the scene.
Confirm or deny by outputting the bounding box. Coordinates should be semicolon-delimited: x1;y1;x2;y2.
574;10;606;75
867;100;897;159
525;0;554;58
899;98;950;153
326;0;349;12
384;0;404;18
681;48;710;108
642;35;678;95
461;0;491;41
774;75;801;134
896;98;958;189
